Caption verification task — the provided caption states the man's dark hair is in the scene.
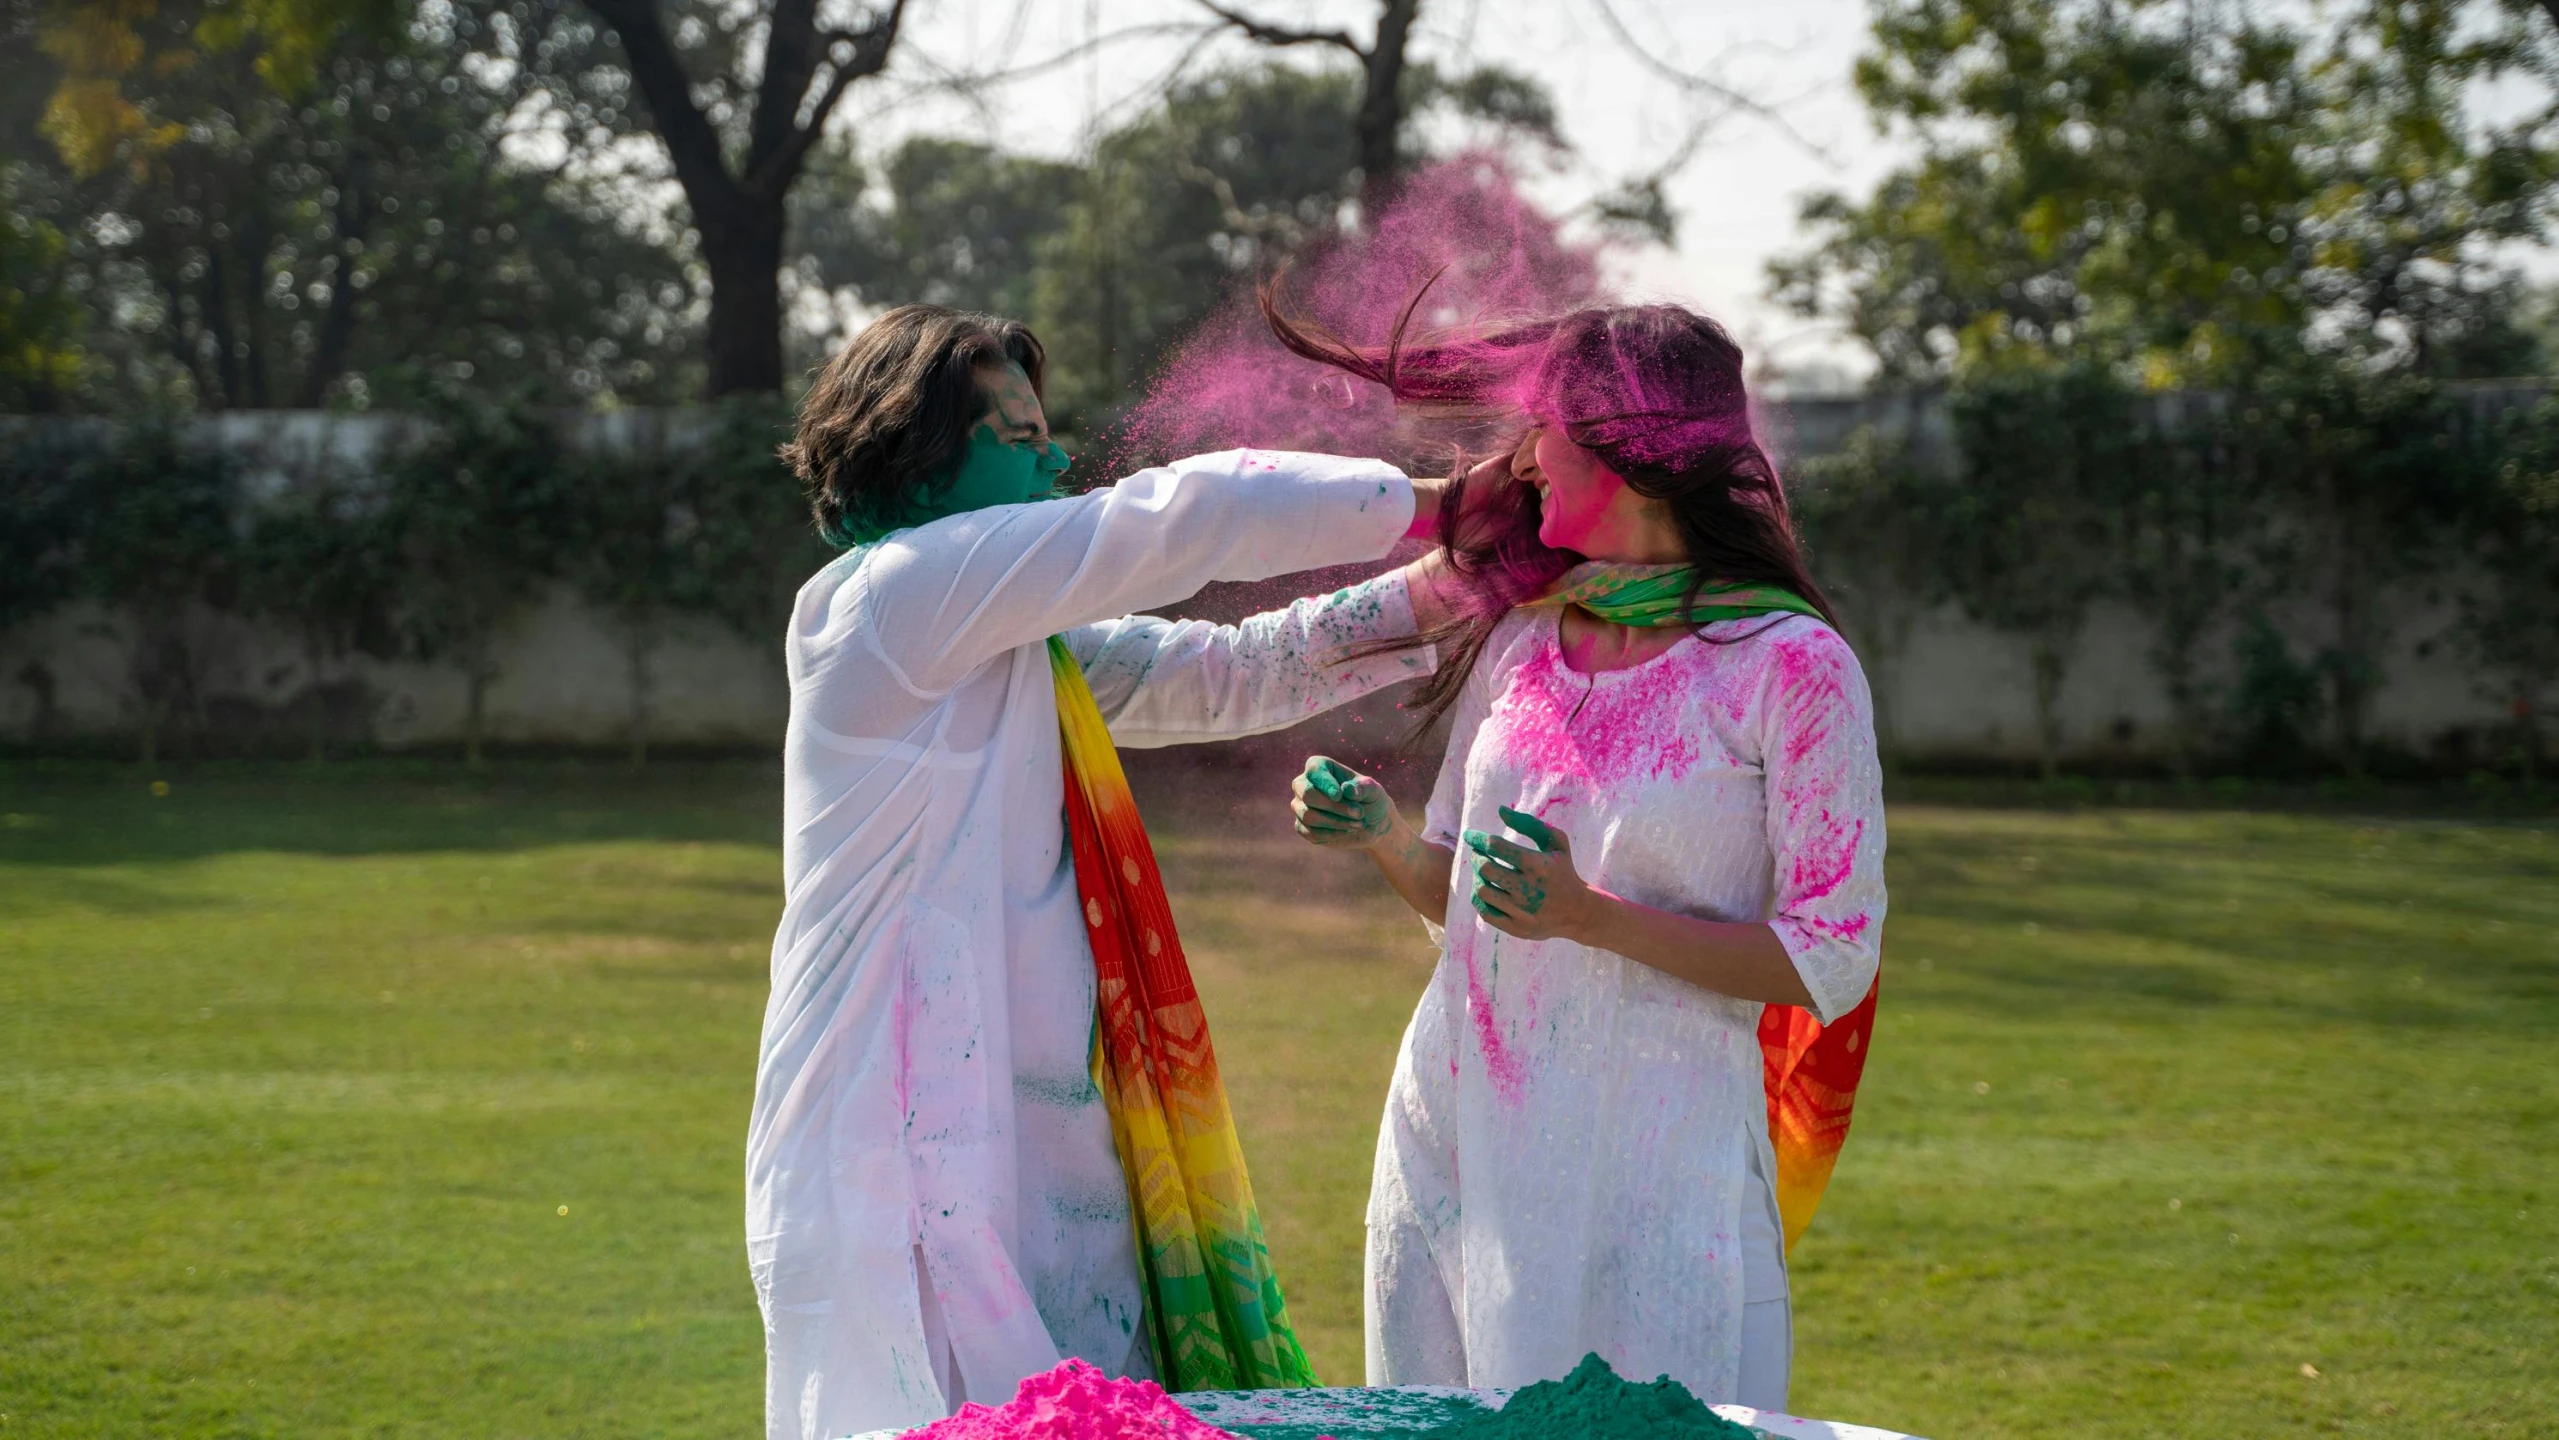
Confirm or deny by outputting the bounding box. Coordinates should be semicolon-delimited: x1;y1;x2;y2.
783;304;1047;548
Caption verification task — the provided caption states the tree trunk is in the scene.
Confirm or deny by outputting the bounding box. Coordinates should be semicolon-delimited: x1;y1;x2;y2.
625;612;653;770
1354;0;1422;217
2518;692;2541;790
203;246;241;410
2331;552;2371;779
2160;643;2200;782
464;663;489;770
301;176;372;408
241;209;274;409
2031;640;2067;785
583;0;904;399
306;677;328;763
701;206;787;397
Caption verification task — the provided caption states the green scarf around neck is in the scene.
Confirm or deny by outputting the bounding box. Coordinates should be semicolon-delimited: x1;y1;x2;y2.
1541;561;1823;628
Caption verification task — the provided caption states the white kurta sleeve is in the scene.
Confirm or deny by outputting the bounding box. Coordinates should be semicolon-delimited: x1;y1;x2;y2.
1754;618;1888;1025
847;450;1412;698
1059;569;1435;748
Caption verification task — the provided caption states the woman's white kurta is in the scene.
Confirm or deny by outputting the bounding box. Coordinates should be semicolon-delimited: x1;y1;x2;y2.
1367;606;1886;1401
754;452;1427;1440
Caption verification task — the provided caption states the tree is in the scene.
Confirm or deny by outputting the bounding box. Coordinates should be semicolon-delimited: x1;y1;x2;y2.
2459;396;2559;784
239;478;398;759
0;426;94;637
677;395;827;640
568;452;684;769
1196;0;1420;215
0;175;84;411
1771;0;2325;386
384;402;576;767
788;136;1081;363
790;61;1561;431
1772;0;2559;387
77;428;239;767
7;0;699;412
577;0;907;396
2302;0;2559;379
1789;421;1955;772
2245;362;2474;775
27;0;397;176
2115;395;2262;777
1942;365;2131;782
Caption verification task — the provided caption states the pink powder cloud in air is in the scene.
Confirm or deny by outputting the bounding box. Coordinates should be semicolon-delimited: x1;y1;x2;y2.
1096;152;1610;477
901;1358;1241;1440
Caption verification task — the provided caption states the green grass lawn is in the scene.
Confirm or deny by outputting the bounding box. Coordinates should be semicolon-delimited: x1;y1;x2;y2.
1;761;2553;1439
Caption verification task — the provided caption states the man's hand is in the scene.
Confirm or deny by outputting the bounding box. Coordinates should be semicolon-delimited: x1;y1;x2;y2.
1292;755;1396;849
1406;451;1520;546
1405;473;1447;541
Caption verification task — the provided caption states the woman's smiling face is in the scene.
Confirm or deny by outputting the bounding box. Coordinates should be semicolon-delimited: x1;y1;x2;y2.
1508;422;1683;562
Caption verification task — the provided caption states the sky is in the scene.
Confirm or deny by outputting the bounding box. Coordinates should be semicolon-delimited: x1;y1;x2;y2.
830;0;1914;384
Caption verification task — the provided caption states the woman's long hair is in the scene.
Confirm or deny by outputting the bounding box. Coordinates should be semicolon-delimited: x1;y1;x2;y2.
1261;278;1837;734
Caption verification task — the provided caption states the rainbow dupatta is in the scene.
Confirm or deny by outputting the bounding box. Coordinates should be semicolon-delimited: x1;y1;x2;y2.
1045;637;1318;1391
1540;561;1879;1252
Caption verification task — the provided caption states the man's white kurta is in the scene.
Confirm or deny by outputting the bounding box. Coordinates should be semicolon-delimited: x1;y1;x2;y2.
752;451;1424;1440
1366;607;1887;1402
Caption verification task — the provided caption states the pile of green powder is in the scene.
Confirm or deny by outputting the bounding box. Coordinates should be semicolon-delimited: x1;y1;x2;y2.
1415;1354;1760;1440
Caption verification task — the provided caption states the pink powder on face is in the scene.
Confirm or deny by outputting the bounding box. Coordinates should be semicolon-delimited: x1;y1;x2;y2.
901;1359;1243;1440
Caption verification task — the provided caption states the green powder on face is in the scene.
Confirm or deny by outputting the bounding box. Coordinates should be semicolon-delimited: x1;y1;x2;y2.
1419;1355;1759;1440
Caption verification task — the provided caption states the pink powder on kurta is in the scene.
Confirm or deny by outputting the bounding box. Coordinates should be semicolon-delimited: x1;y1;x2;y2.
1487;637;1705;789
1766;630;1853;772
901;1359;1242;1440
1447;926;1527;1103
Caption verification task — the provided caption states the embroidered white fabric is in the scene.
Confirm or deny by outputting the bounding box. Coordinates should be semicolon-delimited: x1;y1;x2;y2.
1366;605;1886;1402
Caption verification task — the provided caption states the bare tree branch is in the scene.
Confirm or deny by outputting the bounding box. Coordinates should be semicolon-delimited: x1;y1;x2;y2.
1194;0;1366;57
1174;149;1312;249
927;21;1212;94
747;0;826;183
580;0;743;211
1587;0;1835;163
745;0;909;199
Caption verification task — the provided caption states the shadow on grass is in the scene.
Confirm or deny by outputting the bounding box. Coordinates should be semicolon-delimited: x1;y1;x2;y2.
1887;805;2559;1033
0;758;783;866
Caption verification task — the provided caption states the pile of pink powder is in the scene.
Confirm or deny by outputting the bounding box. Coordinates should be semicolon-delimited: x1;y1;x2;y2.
902;1360;1243;1440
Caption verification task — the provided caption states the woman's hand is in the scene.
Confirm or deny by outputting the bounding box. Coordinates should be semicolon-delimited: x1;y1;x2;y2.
1292;755;1396;849
1463;806;1602;942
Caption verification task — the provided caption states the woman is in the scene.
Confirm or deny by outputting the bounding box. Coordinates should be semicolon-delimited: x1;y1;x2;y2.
1279;300;1886;1410
752;304;1442;1440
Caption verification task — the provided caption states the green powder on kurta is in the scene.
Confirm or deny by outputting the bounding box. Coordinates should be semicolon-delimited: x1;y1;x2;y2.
1417;1354;1759;1440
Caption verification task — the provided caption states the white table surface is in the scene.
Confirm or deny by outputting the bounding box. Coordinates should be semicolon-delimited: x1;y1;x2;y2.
845;1382;1924;1440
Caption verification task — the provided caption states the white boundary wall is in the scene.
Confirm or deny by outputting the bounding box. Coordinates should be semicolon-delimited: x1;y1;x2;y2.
0;404;2522;765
